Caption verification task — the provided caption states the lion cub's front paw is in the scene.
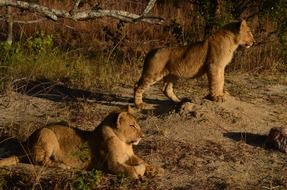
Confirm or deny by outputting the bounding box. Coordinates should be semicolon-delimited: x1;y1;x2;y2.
145;164;164;177
57;163;72;169
213;95;226;102
133;164;146;178
206;92;230;102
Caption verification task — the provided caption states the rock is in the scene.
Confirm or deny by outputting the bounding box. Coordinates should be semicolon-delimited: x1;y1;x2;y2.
266;127;287;153
179;102;196;117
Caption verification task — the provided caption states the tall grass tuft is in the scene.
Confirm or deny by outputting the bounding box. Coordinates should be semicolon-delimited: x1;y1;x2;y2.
0;33;141;94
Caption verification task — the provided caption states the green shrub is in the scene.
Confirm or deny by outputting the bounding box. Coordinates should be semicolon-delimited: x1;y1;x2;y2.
262;0;287;60
26;32;53;53
74;170;102;190
0;32;140;93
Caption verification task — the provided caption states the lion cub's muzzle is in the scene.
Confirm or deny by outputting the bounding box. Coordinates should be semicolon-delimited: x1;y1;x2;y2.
245;39;256;48
131;132;144;145
246;42;254;48
131;138;142;145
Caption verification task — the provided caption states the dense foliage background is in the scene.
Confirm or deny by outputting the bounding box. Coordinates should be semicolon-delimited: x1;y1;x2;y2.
0;0;286;91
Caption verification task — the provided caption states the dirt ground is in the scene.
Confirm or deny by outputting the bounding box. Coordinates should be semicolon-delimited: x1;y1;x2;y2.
0;73;287;189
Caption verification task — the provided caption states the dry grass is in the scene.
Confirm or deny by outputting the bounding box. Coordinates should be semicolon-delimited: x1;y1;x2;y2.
0;41;142;95
2;0;286;73
1;72;287;189
228;41;286;73
0;1;287;189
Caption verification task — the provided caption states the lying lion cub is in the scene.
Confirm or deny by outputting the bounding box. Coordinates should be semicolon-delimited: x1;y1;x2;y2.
0;107;163;179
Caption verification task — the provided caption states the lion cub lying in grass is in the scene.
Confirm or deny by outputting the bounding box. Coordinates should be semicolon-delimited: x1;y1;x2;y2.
0;107;163;179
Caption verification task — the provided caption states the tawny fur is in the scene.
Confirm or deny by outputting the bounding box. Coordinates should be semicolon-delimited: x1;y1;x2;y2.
0;109;163;179
134;20;255;108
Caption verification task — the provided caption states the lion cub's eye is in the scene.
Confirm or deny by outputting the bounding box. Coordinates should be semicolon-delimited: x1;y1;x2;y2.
130;124;137;129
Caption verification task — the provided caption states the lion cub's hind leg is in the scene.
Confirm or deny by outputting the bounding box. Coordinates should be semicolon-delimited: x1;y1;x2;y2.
134;73;166;109
31;128;61;167
162;75;181;103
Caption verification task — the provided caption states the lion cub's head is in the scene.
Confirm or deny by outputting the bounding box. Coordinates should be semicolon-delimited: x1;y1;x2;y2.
224;20;255;48
115;108;144;145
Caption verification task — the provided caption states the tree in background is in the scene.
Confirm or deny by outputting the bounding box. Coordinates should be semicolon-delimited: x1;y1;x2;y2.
0;0;163;44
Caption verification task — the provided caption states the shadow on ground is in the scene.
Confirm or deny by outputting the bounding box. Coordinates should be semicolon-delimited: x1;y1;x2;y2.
13;78;187;115
13;78;131;104
0;137;24;158
224;132;267;148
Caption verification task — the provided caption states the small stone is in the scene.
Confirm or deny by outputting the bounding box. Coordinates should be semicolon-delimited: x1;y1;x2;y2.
179;102;196;116
266;127;287;153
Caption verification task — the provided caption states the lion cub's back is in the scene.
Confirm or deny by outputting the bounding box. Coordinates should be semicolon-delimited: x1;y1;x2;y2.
46;125;90;154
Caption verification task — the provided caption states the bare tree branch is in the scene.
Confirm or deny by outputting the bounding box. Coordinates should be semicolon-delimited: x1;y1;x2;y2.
0;0;163;24
142;0;157;15
71;0;82;15
0;0;58;20
0;17;46;24
6;6;13;45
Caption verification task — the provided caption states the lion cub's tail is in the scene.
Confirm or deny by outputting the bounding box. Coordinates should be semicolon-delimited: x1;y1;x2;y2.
0;156;19;167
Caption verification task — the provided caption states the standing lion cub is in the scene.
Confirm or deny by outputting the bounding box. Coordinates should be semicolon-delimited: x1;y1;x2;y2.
134;20;255;108
0;107;163;179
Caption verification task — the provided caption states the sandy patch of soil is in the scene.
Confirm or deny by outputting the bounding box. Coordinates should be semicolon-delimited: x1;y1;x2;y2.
1;73;287;189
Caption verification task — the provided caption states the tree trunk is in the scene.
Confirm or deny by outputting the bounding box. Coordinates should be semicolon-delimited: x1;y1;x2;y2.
6;6;13;45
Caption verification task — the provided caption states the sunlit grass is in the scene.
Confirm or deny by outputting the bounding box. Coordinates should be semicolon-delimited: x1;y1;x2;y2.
0;41;141;93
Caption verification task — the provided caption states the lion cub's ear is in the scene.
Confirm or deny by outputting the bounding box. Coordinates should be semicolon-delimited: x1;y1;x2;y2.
127;105;135;115
116;112;128;128
127;105;140;117
240;19;247;29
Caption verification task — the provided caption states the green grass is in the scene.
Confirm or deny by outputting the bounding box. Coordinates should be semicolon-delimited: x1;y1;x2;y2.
74;169;102;190
1;32;286;95
0;39;141;93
